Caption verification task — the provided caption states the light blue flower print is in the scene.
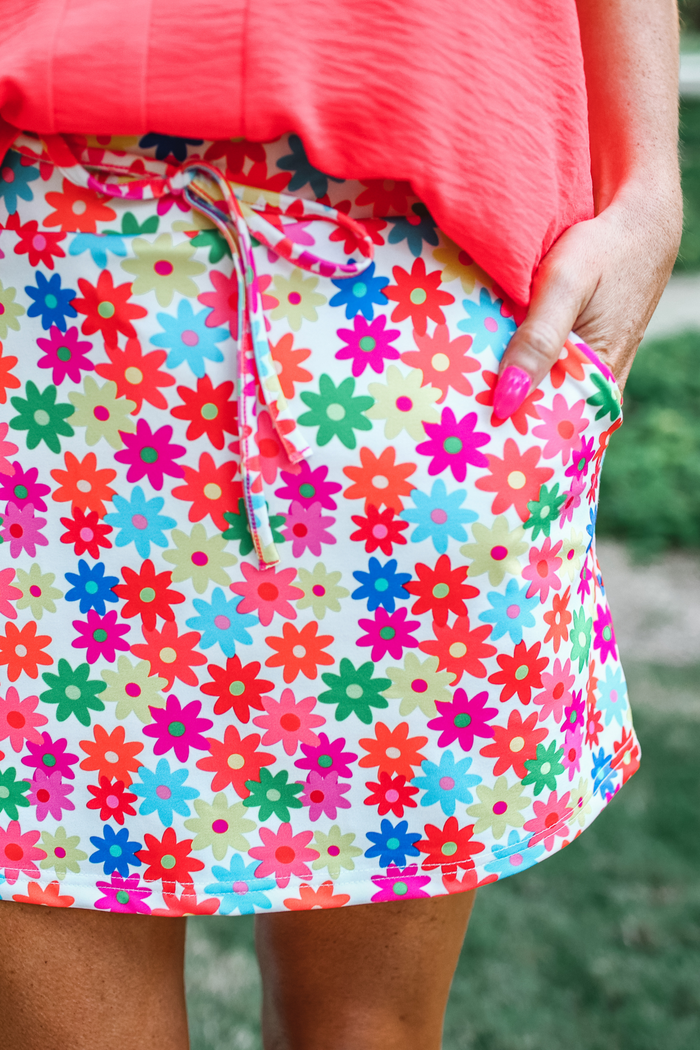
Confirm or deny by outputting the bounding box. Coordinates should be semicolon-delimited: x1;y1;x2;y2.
0;151;39;214
186;588;257;656
150;299;229;377
104;485;176;558
457;286;517;360
596;665;629;727
413;751;481;816
205;855;276;915
485;830;544;878
132;759;199;826
401;479;477;554
478;578;539;644
69;232;127;269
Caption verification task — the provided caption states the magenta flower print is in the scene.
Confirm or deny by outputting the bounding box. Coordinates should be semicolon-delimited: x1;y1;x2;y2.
143;693;213;762
416;407;490;482
531;394;589;464
0;567;21;619
1;503;48;558
562;726;583;780
230;562;304;626
282;500;336;557
0;820;45;884
357;606;421;662
533;658;574;724
275;460;341;510
522;537;563;602
0;422;19;476
0;687;48;752
593;604;617;664
371;862;431;903
248;822;319;888
0;462;51;512
336;314;401;376
36;324;94;385
72;609;130;664
28;769;74;820
21;732;79;781
95;871;152;915
563;689;585;734
301;770;351;821
114;418;186;490
198;269;239;338
253;688;325;756
427;688;498;751
294;732;358;779
559;476;585;525
565;435;595;482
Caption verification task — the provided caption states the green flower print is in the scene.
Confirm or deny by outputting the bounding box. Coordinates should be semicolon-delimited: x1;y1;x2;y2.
0;766;31;821
162;523;237;594
10;381;74;453
522;740;565;796
298;374;373;449
312;824;363;879
384;653;454;718
68;377;136;449
121;232;206;307
243;768;303;822
319;658;391;724
0;280;26;339
191;227;231;264
296;562;349;619
523;483;567;540
15;563;63;619
40;659;107;726
570;607;593;671
40;826;88;880
184;794;256;860
100;656;167;722
587;372;622;422
222;498;285;557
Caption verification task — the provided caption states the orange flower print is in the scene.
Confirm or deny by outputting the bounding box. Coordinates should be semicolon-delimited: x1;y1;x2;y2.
358;721;428;779
383;257;455;336
12;880;75;908
79;724;144;787
475;370;544;435
130;621;207;690
0;342;20;404
475;438;554;522
550;341;588;389
543;587;572;653
44;179;117;233
269;333;312;400
171;452;243;532
283;880;351;910
419;615;497;683
342;445;416;514
0;621;53;681
264;621;334;683
96;337;175;414
401;325;480;403
50;451;117;516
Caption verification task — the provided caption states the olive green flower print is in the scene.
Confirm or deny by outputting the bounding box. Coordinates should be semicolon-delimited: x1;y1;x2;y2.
467;777;530;838
100;656;167;722
162;523;237;594
312;824;363;879
243;768;303;822
295;562;349;619
40;826;88;880
367;365;440;441
184;794;256;860
121;232;206;306
15;563;63;619
384;653;454;717
68;376;136;449
271;267;327;330
319;659;391;724
10;381;74;453
298;374;373;449
40;659;107;726
0;280;25;339
460;516;527;586
0;766;31;820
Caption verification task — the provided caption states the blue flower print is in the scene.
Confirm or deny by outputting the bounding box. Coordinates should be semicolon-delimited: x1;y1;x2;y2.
401;479;477;553
69;232;127;270
457;287;517;360
138;133;204;162
150;299;229;378
132;758;199;826
478;578;539;645
104;486;176;558
413;750;482;815
205;854;276;915
329;262;389;320
276;134;343;198
0;151;39;214
485;830;544;878
387;203;439;257
25;271;77;332
365;818;421;868
65;559;119;615
186;588;257;657
352;557;411;612
591;748;617;797
89;825;142;877
596;666;628;727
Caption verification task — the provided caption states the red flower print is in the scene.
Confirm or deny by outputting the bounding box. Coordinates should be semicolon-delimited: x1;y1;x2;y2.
611;728;640;784
283;880;351;910
230;562;303;626
72;609;130;664
143;693;213;762
250;409;298;485
196;725;275;797
268;333;313;399
416;816;484;874
479;709;547;779
204;138;266;174
130;621;207;690
550;341;588;389
200;655;273;721
364;771;419;817
96;337;175;413
0;342;21;404
350;504;408;555
170;375;237;450
36;325;94;385
79;724;144;786
522;538;563;602
585;702;604;749
6;212;66;269
523;789;573;850
72;270;148;348
329;200;387;253
342;445;416;514
50;450;117;516
248;822;319;888
355;179;414;216
60;507;113;558
264;621;334;683
86;776;137;825
419;615;496;683
405;554;478;627
44;179;117;232
171;452;243;532
475;438;554;521
113;559;185;632
281;500;336;557
543;586;571;652
12;880;74;908
0;687;48;752
137;826;204;891
115;418;185;490
441;869;498;894
427;688;498;751
488;640;548;705
197;268;239;338
151;889;220;917
357;606;420;662
0;621;52;681
475;370;544;434
383;257;455;336
358;721;427;779
401;325;480;403
416;407;490;483
0;820;46;884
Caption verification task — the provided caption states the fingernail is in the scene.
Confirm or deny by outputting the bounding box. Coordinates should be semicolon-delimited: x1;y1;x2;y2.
492;366;531;420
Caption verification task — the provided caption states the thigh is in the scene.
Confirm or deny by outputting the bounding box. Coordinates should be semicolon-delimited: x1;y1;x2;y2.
255;888;476;1050
0;901;188;1050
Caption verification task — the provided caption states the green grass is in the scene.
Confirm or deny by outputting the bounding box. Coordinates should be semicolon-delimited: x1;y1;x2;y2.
677;99;700;273
184;668;700;1050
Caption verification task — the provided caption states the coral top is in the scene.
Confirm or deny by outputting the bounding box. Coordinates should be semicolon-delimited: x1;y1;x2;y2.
0;0;593;306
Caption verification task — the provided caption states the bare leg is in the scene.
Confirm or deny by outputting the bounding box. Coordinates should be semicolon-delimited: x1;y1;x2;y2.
0;900;188;1050
255;889;476;1050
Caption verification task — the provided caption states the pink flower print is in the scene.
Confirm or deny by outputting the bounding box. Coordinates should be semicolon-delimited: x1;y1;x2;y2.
593;604;617;664
253;688;325;756
336;314;401;377
294;732;358;778
301;770;351;821
143;693;213;762
256;272;278;330
72;609;130;664
565;435;596;482
198;268;239;338
0;567;21;618
248;822;319;888
559;476;585;525
563;689;585;735
427;688;498;751
251;409;296;485
357;606;421;662
230;563;304;626
28;769;74;820
415;407;490;483
282;500;336;557
114;418;186;490
0;503;48;558
0;687;48;752
523;790;573;851
532;394;589;464
533;658;575;724
36;324;94;385
562;726;583;781
157;193;190;217
577;558;594;600
275;460;342;510
0;422;19;475
0;462;51;512
21;731;79;781
522;538;563;602
371;862;431;903
0;820;45;884
95;871;152;915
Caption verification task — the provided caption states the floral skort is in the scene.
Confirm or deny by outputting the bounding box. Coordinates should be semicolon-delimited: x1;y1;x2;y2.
0;130;639;915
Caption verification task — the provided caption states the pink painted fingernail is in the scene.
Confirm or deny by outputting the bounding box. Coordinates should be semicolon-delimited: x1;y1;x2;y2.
492;366;531;420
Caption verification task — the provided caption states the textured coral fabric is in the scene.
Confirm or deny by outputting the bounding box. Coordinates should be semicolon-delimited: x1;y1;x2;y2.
0;1;593;307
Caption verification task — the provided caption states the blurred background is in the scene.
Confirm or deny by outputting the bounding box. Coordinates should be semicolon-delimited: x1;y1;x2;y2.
184;13;700;1048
